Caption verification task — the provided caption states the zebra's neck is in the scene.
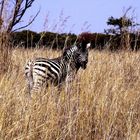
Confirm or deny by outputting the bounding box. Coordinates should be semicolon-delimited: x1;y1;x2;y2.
63;45;77;60
61;45;79;72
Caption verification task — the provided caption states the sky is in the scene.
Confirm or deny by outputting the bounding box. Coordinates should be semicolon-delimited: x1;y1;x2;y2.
17;0;140;34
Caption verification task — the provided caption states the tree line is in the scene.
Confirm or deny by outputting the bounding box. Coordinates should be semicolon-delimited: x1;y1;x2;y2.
11;29;140;51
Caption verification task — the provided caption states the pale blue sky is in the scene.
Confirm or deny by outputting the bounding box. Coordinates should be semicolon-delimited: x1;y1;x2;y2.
17;0;140;34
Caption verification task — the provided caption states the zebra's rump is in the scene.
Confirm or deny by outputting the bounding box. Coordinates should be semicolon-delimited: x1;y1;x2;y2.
25;57;63;87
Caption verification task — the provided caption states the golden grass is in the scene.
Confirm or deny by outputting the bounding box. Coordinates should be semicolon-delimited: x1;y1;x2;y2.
0;48;140;139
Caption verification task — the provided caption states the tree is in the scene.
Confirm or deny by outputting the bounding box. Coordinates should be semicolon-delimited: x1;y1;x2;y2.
104;16;139;35
0;0;38;73
0;0;39;33
104;7;140;50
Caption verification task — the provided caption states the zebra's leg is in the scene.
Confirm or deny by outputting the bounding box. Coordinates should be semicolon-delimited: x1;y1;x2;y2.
25;59;34;98
25;73;34;98
26;80;33;98
65;72;75;93
31;80;43;94
30;78;49;101
30;72;46;93
52;82;62;108
58;82;63;92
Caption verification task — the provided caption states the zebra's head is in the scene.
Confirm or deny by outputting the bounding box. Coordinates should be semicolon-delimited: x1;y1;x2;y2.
62;42;91;70
74;42;91;70
75;32;92;70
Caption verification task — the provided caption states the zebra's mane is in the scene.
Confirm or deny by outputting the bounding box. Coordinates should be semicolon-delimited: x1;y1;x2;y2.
63;45;78;57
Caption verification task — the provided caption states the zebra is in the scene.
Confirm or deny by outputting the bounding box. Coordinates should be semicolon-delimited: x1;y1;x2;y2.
25;41;91;95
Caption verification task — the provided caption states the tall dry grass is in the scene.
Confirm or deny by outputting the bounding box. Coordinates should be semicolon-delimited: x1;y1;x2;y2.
0;48;140;140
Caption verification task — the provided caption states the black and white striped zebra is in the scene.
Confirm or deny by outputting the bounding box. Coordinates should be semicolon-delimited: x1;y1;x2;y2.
25;42;91;94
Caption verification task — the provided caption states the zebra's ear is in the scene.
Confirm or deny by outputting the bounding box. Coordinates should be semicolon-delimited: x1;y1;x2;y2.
86;43;91;49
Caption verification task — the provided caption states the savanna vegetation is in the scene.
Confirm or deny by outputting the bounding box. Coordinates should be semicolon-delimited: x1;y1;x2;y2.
0;1;140;139
0;48;140;139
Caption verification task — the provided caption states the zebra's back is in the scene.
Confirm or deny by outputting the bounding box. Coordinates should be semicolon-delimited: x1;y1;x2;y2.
25;57;64;94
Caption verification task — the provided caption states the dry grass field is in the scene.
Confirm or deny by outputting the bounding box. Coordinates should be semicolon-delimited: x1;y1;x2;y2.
0;48;140;140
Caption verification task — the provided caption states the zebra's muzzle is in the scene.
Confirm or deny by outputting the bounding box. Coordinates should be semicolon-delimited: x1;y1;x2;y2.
81;62;87;69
